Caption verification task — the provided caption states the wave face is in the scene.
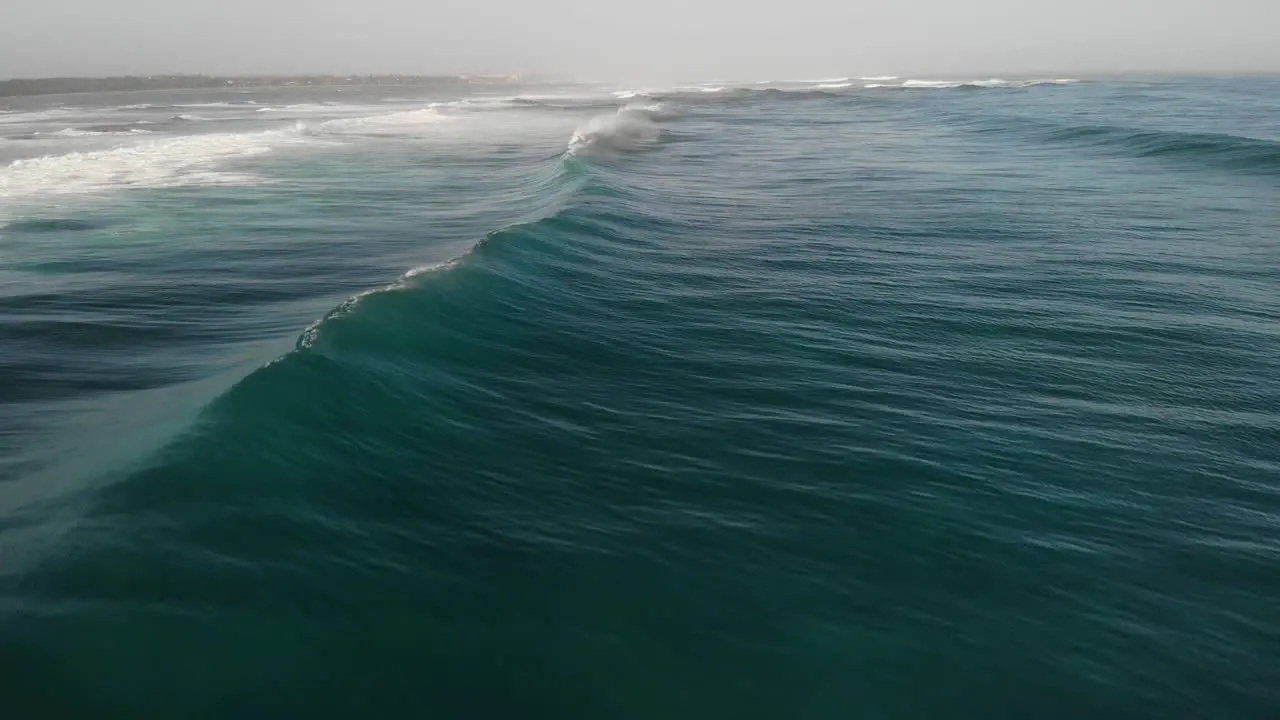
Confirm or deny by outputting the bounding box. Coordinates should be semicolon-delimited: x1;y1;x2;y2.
3;77;1280;719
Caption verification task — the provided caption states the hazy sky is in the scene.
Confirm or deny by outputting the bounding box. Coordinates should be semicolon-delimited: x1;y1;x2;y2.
3;0;1278;80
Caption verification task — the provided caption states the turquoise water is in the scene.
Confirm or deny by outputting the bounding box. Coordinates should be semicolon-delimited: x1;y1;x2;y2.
2;77;1279;718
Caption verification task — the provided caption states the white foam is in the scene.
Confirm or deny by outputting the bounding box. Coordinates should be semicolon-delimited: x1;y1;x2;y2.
0;130;307;200
256;103;338;113
404;258;461;278
44;127;154;137
859;76;899;81
311;107;451;136
815;82;853;89
0;108;80;125
903;79;963;89
567;105;661;158
173;114;208;121
894;77;1080;90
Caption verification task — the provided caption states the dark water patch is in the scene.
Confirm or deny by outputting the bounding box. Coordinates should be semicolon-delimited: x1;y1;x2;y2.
2;217;104;233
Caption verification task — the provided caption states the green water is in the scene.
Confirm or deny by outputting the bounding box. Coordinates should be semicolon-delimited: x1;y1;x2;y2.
1;77;1279;718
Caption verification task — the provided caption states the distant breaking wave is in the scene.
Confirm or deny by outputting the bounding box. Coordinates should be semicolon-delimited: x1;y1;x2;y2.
0;104;475;200
0;130;307;199
607;79;1082;104
41;126;154;137
899;78;1080;89
301;108;452;137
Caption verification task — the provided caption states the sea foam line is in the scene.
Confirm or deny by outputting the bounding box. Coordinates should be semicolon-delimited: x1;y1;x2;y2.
0;103;467;200
0;129;308;199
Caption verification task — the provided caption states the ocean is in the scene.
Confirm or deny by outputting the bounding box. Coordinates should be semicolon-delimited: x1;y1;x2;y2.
1;75;1278;718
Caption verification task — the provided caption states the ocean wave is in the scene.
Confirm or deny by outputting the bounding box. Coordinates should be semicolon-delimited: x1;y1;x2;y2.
297;158;586;351
305;107;452;137
567;105;664;158
41;127;154;137
172;114;208;122
256;103;343;114
902;80;964;89
814;82;853;90
173;102;255;108
896;78;1081;90
0;130;307;199
0;107;80;125
1047;124;1280;174
429;95;618;114
296;259;462;350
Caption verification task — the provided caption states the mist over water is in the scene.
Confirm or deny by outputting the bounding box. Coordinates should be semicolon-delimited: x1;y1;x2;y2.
2;75;1280;718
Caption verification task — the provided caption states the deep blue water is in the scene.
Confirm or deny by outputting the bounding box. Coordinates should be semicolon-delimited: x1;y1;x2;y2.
2;76;1279;718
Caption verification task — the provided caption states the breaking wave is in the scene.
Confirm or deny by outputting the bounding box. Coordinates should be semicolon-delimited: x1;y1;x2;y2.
566;104;665;158
42;127;154;137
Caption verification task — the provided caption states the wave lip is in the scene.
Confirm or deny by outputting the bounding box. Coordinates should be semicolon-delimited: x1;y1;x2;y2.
297;259;462;350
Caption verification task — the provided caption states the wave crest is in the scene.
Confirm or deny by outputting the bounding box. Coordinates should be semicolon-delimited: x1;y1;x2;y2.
567;105;664;158
1051;125;1280;174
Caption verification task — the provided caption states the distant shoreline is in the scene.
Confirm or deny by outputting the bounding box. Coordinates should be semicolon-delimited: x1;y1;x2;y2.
0;74;524;98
